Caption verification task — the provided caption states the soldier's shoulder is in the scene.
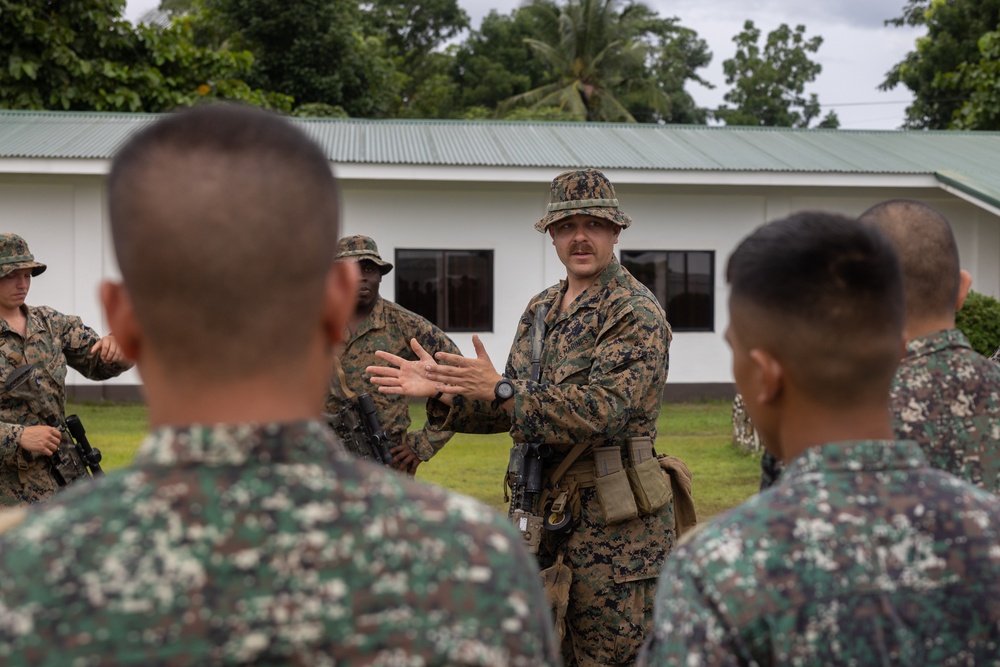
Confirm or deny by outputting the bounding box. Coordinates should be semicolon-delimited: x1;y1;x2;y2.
383;300;439;331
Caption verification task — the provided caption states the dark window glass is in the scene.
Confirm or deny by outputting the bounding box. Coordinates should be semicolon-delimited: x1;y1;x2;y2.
621;250;714;331
395;249;493;332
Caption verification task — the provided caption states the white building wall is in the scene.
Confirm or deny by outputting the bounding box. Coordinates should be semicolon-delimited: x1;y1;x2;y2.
1;170;998;392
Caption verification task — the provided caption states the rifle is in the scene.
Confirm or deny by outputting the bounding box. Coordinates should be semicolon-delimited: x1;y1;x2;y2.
325;392;394;466
507;302;550;553
4;364;103;487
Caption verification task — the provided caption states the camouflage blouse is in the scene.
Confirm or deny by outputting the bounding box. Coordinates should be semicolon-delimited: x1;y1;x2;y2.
890;328;1000;493
639;440;1000;665
0;421;561;666
0;305;131;505
330;297;460;461
429;257;671;453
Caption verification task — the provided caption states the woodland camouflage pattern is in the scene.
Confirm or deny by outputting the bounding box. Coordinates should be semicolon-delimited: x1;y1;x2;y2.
534;169;632;232
428;257;673;666
0;420;561;666
0;305;130;506
329;297;460;461
638;439;1000;665
891;329;1000;493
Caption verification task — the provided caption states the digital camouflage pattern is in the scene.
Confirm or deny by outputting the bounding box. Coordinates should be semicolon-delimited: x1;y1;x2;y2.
0;305;130;506
329;296;461;461
890;329;1000;493
428;257;673;667
991;345;1000;363
638;439;1000;666
534;170;632;232
336;234;393;273
0;420;561;666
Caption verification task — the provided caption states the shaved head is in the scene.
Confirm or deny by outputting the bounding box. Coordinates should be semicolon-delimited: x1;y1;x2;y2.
107;104;341;380
727;211;904;407
858;199;961;323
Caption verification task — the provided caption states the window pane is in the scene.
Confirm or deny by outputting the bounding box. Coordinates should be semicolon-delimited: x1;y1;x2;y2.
445;251;493;331
622;250;714;332
395;250;442;324
396;249;494;332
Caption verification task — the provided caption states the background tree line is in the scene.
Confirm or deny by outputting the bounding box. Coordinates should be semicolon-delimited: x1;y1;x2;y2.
3;0;999;129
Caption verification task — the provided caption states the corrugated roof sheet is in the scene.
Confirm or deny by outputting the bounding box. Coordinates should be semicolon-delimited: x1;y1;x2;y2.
1;110;999;205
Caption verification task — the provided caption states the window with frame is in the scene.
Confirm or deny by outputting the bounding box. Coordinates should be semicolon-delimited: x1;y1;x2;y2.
395;249;494;332
621;250;714;331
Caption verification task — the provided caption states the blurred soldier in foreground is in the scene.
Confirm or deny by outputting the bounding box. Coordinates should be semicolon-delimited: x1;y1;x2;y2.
370;169;681;666
0;104;559;666
861;199;1000;493
0;234;130;506
329;235;460;474
638;211;1000;664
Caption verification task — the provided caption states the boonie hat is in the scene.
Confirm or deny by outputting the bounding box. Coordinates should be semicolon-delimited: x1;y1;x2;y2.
0;234;46;278
336;235;393;275
535;168;632;233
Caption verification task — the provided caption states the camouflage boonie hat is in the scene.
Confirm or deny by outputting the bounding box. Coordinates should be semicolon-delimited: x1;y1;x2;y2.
0;234;46;278
336;235;393;274
535;168;632;233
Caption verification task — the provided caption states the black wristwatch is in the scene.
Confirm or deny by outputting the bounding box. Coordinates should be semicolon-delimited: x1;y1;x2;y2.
493;378;515;409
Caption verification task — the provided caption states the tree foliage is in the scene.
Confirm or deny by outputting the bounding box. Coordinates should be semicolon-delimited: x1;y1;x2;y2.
498;0;712;123
882;0;1000;129
956;290;1000;357
716;21;838;128
0;0;288;112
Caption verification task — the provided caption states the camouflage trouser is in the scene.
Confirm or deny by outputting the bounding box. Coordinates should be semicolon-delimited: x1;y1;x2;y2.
731;393;762;454
0;452;60;507
548;486;675;667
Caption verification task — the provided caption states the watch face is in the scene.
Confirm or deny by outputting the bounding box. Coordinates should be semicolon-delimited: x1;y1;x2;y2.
497;380;514;400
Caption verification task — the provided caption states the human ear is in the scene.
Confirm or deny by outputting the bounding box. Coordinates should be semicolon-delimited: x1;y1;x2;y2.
749;348;783;406
99;281;141;362
956;269;973;311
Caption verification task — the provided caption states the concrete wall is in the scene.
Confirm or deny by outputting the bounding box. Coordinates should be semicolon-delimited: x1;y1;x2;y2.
2;170;999;400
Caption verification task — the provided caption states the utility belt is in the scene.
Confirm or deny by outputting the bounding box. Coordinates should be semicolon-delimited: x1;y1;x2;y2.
506;437;674;553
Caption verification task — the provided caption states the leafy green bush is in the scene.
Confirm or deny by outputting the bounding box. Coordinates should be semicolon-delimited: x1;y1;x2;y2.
956;290;1000;356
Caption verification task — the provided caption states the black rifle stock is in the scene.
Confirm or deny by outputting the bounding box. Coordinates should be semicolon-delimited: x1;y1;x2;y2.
325;392;394;466
3;364;103;486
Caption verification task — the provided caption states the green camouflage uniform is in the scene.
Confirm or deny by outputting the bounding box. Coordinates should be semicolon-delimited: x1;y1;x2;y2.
758;449;784;491
638;439;1000;665
890;329;1000;493
329;296;460;461
0;305;130;506
429;257;673;667
0;420;561;666
990;345;1000;363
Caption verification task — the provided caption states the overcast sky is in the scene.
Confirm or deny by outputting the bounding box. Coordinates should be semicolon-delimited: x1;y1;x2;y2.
124;0;924;130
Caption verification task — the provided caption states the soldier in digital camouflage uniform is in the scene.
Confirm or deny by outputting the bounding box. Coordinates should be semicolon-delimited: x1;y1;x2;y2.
0;234;131;506
330;235;461;474
639;211;1000;665
860;199;1000;494
370;169;674;667
0;105;560;667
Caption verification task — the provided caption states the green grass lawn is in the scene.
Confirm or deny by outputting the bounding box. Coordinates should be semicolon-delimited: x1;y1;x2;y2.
67;399;761;520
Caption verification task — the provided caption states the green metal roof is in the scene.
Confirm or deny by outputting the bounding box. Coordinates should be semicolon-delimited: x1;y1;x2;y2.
1;110;999;206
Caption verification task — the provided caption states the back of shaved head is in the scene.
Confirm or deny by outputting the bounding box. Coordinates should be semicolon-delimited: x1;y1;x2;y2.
858;199;960;323
727;212;904;407
107;104;340;380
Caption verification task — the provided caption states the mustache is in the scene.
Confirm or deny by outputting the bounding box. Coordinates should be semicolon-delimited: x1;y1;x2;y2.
569;243;595;254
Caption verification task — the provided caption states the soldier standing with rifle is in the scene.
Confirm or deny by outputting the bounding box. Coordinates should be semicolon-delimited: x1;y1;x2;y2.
370;169;682;667
0;234;131;506
329;235;461;474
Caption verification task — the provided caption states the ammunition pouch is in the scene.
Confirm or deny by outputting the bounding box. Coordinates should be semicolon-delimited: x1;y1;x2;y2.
593;446;639;524
626;437;672;515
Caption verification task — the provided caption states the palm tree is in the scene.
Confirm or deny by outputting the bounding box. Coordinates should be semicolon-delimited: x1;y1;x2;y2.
500;0;680;122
